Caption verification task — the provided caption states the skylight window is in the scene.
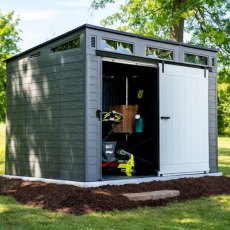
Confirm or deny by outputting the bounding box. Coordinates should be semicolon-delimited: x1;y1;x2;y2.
184;53;208;65
146;47;173;60
51;37;80;53
101;39;133;54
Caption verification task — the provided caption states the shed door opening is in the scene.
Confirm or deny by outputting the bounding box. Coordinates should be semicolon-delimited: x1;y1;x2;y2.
101;60;159;178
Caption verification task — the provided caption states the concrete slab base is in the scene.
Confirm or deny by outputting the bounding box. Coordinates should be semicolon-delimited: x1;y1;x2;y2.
122;190;180;201
2;172;222;188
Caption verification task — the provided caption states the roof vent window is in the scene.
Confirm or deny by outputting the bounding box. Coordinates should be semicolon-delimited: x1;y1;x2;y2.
212;57;215;66
184;53;208;65
101;39;133;54
91;36;96;48
29;52;41;59
51;37;80;53
146;47;173;60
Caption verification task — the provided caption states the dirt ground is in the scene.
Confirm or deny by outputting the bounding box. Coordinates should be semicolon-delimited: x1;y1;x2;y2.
0;176;230;215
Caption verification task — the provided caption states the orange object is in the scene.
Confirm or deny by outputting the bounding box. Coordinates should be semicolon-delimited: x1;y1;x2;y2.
109;105;138;133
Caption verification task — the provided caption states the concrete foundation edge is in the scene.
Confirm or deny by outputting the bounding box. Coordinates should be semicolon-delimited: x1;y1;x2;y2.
2;172;223;188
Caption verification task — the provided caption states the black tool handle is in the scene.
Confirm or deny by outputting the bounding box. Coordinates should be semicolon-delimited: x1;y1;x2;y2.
161;116;170;119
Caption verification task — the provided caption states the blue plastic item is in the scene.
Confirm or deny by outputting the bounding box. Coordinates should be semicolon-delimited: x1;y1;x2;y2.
135;114;144;133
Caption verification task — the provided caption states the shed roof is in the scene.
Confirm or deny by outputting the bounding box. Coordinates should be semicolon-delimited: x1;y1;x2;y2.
6;24;218;62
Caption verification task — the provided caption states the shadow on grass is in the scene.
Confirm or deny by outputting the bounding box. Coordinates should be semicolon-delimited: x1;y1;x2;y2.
0;195;230;230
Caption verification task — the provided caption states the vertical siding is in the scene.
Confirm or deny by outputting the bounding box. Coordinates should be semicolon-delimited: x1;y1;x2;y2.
208;72;218;172
6;47;86;181
85;54;101;181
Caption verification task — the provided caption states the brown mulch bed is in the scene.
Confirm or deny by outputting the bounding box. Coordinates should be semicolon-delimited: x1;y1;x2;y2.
0;176;230;215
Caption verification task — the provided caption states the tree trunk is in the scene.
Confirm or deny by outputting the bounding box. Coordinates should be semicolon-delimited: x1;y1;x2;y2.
171;19;184;42
171;0;186;42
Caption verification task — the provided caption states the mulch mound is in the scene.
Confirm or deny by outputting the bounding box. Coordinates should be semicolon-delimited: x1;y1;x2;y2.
0;176;230;215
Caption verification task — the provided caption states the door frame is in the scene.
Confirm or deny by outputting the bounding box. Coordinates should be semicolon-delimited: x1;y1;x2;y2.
100;57;159;178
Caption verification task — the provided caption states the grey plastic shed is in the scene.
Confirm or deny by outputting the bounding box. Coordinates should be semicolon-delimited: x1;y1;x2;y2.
5;24;218;182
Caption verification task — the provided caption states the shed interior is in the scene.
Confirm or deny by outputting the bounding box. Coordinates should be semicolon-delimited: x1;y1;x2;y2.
102;61;159;177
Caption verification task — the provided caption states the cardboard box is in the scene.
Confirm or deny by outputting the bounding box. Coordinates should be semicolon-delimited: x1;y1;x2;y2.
109;105;137;133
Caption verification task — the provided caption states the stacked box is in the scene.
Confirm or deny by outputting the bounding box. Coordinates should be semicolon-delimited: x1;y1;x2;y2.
109;105;137;133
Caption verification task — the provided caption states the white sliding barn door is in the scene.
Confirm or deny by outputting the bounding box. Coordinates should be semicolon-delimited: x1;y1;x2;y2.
159;64;209;176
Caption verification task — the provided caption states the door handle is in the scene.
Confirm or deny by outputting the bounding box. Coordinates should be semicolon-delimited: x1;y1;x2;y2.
96;110;101;120
161;116;170;120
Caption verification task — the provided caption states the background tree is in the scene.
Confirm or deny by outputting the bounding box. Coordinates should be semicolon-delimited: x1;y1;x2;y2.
218;68;230;136
0;11;21;122
91;0;230;135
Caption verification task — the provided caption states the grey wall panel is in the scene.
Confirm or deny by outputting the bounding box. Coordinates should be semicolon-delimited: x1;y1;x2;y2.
22;140;60;148
60;117;84;125
7;71;83;89
6;98;25;106
25;111;60;119
25;95;60;105
209;107;216;115
85;53;101;182
8;63;84;80
7;50;83;73
60;140;84;149
60;101;83;110
209;95;217;102
8;154;83;165
7;55;83;73
60;85;84;94
209;120;217;128
59;172;84;181
209;90;217;98
6;33;86;181
21;147;59;156
5;69;26;176
5;162;32;177
7;105;26;113
60;93;84;103
60;132;84;141
7;92;25;101
25;103;59;113
7;111;25;120
60;147;84;155
60;124;84;133
208;75;218;172
60;109;84;118
25;118;60;126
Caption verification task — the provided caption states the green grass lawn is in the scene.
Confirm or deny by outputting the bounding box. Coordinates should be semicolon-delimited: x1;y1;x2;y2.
0;124;230;229
0;194;229;230
218;137;230;176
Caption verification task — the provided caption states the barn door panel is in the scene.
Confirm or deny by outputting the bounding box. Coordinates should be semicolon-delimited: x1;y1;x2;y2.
159;64;209;175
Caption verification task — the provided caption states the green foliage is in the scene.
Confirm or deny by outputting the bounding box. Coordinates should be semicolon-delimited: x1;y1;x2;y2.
218;68;230;136
0;11;21;122
91;0;115;9
91;0;230;47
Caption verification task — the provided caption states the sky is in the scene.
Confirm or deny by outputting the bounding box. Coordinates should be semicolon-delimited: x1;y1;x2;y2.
0;0;126;52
